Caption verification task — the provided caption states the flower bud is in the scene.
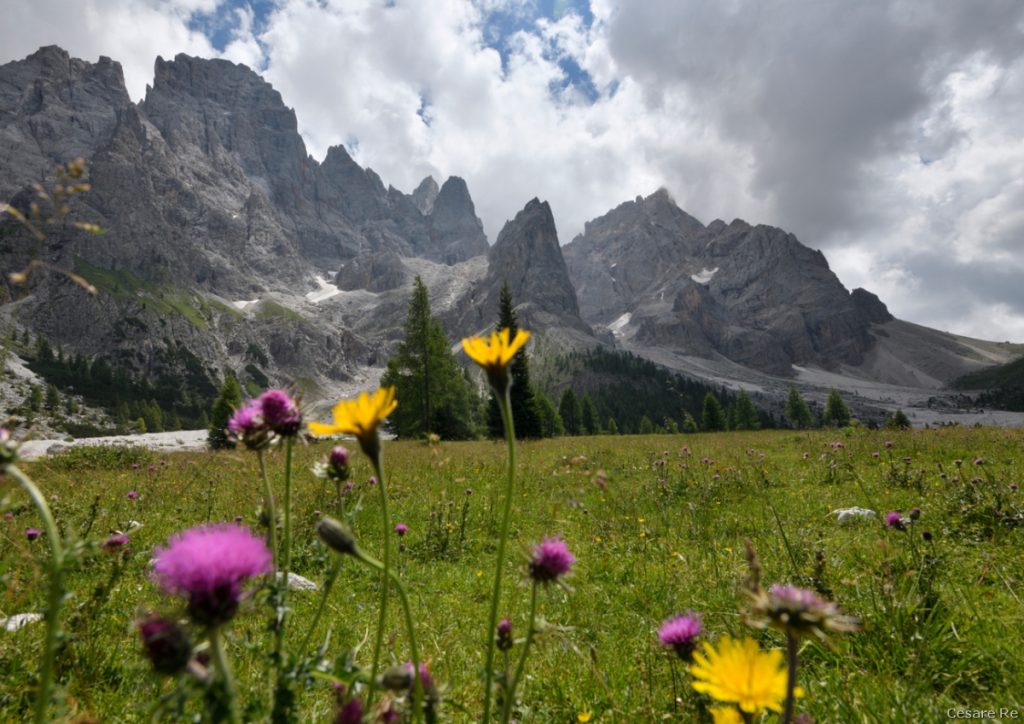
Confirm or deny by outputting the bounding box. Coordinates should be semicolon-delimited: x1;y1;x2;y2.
137;614;192;675
379;664;413;691
317;517;360;557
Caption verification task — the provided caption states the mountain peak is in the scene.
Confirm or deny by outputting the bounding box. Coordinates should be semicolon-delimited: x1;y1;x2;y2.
426;176;488;264
411;175;439;214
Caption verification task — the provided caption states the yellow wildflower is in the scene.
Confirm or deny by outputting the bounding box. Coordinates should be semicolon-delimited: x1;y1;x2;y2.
709;706;743;724
461;327;531;392
690;637;797;715
577;710;592;722
308;387;397;459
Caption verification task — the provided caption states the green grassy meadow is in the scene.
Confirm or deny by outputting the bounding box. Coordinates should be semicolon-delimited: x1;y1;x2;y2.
2;427;1024;721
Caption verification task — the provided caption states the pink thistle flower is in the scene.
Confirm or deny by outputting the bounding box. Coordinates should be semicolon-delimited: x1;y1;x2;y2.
137;614;193;675
496;618;513;651
102;533;130;550
395;523;408;537
127;490;138;500
528;536;575;584
25;527;41;541
153;523;272;626
885;440;894;449
658;613;702;661
871;451;879;459
885;511;905;531
334;697;363;724
258;389;302;436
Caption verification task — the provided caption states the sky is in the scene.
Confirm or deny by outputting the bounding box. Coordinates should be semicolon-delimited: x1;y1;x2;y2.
2;0;1023;342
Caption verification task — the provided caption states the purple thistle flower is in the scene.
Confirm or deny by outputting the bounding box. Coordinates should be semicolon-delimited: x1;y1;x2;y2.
137;614;193;675
334;697;364;724
258;389;302;436
25;527;41;541
228;402;263;436
497;618;513;651
152;523;273;627
395;523;408;537
871;451;880;459
528;536;575;584
328;445;351;480
4;511;13;521
973;456;985;466
885;440;894;449
127;490;138;501
885;511;905;531
405;661;436;694
102;533;130;550
658;613;702;661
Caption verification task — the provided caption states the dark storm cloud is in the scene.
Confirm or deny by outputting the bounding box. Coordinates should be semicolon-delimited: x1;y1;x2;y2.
604;0;1024;244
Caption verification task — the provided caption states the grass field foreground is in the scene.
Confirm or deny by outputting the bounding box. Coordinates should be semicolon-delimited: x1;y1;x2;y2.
2;426;1023;721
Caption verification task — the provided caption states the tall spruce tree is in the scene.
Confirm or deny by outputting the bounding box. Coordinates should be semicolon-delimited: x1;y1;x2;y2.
733;389;760;430
382;277;477;439
822;388;851;428
535;391;565;437
558;388;582;435
580;393;600;435
485;283;543;438
701;391;727;432
208;375;242;449
785;385;815;429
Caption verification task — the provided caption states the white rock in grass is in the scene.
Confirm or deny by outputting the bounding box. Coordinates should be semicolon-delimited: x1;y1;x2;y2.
278;572;318;591
833;507;877;524
1;613;44;632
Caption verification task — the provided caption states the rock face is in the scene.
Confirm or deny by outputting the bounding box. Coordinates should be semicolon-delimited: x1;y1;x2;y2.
454;198;591;340
564;189;892;375
0;46;130;202
0;48;492;399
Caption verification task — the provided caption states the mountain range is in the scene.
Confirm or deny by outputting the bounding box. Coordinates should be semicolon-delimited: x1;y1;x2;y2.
2;46;1021;426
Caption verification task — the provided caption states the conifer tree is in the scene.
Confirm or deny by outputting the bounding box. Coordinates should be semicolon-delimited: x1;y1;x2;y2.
45;383;60;413
785;385;815;429
607;417;619;435
822;388;851;428
485;283;543;438
208;375;242;449
701;391;727;432
638;415;654;434
733;389;760;430
559;387;582;435
580;393;600;435
382;276;477;439
887;409;911;430
682;412;699;433
535;391;565;437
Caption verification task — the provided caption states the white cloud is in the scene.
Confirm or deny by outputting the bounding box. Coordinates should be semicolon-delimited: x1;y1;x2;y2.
0;0;217;99
1;0;1022;342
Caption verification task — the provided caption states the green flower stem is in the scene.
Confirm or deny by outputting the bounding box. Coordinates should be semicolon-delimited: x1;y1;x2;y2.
257;449;285;683
256;450;279;569
298;556;343;655
7;463;65;724
354;548;424;723
500;581;538;724
279;437;294;641
208;626;241;724
782;632;798;724
368;449;392;710
482;385;517;724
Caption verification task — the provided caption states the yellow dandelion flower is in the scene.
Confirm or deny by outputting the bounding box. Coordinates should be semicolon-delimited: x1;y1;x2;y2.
461;327;531;392
690;637;797;715
709;706;743;724
308;387;397;459
577;710;592;722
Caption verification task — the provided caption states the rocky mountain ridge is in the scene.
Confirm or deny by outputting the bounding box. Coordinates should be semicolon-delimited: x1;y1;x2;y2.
2;46;1021;427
